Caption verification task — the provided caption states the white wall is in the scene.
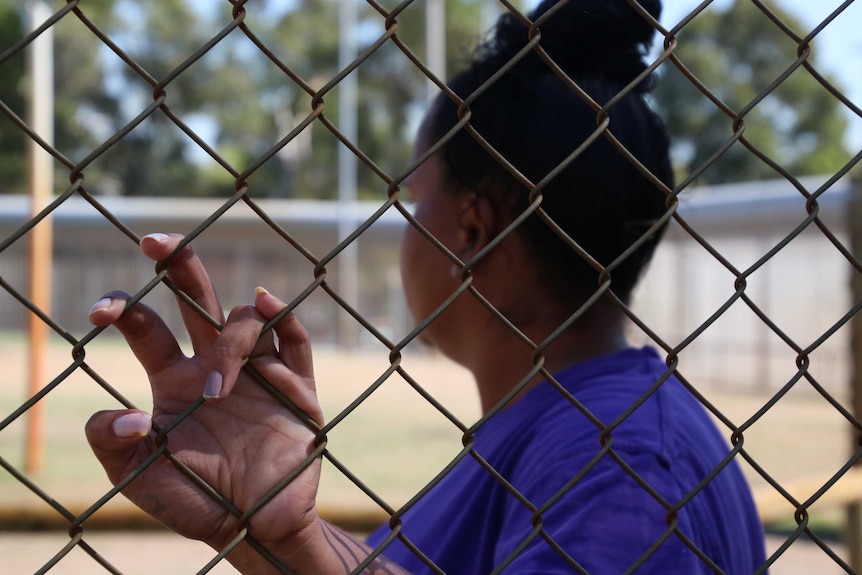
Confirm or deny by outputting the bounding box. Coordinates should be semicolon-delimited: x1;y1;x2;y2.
1;174;857;394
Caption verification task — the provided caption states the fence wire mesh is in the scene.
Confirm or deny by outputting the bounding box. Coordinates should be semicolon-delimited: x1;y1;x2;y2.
1;0;861;573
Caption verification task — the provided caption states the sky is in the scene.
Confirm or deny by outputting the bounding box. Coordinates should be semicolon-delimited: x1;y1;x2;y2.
659;0;862;152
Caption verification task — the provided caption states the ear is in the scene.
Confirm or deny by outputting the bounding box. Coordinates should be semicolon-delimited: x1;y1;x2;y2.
455;191;498;261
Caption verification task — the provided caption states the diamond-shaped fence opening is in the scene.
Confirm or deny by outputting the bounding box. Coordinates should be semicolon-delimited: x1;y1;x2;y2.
0;0;861;573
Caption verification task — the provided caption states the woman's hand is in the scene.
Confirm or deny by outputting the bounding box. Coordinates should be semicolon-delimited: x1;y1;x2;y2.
84;233;326;570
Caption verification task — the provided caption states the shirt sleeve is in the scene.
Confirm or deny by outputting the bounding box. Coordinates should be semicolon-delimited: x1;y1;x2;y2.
493;449;712;575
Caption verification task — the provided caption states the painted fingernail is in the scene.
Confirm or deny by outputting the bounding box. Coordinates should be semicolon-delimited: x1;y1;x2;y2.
254;286;270;296
88;297;113;316
113;412;151;438
203;370;223;400
142;233;170;243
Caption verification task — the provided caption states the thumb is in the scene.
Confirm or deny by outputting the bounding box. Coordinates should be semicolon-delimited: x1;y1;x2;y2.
85;410;153;485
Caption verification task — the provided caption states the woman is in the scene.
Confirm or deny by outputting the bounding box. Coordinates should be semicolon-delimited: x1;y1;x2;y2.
85;0;767;572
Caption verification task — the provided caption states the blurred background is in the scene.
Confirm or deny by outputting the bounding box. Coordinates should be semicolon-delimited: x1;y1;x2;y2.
0;0;861;573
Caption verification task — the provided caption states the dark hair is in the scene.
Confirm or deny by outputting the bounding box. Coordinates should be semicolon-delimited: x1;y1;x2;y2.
426;0;673;306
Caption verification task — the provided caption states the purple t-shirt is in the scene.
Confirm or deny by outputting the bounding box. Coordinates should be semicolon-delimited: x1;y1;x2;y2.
366;347;766;574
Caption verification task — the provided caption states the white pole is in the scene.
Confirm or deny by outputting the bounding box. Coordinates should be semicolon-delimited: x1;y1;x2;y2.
338;0;359;348
25;0;54;475
426;0;446;103
481;0;501;33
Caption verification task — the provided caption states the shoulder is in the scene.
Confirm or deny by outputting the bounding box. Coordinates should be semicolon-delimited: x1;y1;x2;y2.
505;349;730;491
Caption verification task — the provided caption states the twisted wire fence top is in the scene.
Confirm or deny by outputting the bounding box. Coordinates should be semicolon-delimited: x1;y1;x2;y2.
0;0;861;573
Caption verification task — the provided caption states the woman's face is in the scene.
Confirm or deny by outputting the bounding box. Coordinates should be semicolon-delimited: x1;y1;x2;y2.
399;123;467;347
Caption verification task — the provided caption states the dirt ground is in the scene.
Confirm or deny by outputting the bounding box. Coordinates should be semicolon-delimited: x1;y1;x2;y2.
0;336;858;573
0;532;851;574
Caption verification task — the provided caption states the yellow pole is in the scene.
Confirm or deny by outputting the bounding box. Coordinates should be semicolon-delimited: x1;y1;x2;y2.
848;172;862;571
24;0;54;476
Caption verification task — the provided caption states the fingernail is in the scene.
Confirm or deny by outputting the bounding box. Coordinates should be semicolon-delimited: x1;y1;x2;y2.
254;286;270;296
113;412;151;438
88;297;113;316
143;233;170;243
203;370;223;400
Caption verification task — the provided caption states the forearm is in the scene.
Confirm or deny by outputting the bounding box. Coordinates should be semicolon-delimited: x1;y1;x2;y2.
222;519;412;575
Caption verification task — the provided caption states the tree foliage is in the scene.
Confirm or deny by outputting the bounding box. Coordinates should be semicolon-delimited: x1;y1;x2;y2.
0;0;490;199
0;2;27;194
653;0;851;185
2;0;853;196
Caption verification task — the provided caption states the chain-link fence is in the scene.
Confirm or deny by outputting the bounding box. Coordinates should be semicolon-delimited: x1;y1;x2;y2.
1;0;861;573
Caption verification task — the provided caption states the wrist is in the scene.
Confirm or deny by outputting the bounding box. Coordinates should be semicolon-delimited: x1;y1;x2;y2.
215;516;410;575
217;516;333;574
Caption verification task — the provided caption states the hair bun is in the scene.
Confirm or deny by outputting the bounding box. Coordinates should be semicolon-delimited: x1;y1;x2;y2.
487;0;662;88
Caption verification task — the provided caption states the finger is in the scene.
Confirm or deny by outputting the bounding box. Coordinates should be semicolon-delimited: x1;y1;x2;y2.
254;287;314;381
88;291;186;377
202;304;270;400
85;409;153;486
140;233;224;353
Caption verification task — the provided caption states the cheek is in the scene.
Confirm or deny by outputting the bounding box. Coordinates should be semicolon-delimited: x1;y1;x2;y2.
399;224;452;318
399;226;420;305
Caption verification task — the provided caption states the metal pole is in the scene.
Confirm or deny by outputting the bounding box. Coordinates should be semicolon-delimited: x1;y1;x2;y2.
481;0;501;34
425;0;445;103
757;238;772;393
848;171;862;572
337;0;359;348
24;0;54;475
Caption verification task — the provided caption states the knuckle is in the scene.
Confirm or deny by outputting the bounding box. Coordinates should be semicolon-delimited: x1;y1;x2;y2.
209;306;264;361
208;342;238;362
167;240;196;265
226;304;259;322
116;302;154;339
283;313;311;344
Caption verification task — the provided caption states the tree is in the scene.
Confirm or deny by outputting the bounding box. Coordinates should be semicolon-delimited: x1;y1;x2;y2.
76;0;228;197
0;0;494;199
212;0;491;200
0;2;27;194
0;0;196;197
653;0;851;186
